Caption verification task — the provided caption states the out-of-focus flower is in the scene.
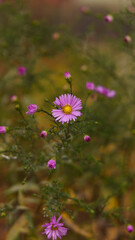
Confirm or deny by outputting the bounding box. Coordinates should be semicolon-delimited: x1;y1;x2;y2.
52;32;60;40
127;225;134;233
48;159;56;169
10;95;18;102
104;14;113;23
105;89;116;98
42;215;68;239
52;94;82;124
84;135;91;142
0;126;6;133
81;65;88;72
40;130;47;138
86;82;95;90
17;66;27;76
124;35;132;43
95;85;106;94
95;86;116;98
80;6;90;14
64;72;71;80
26;104;38;115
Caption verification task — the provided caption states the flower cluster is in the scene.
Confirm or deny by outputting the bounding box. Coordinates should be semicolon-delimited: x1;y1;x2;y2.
86;82;116;98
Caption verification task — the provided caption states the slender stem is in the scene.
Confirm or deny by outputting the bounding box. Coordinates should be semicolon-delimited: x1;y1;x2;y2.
38;109;53;118
69;82;72;94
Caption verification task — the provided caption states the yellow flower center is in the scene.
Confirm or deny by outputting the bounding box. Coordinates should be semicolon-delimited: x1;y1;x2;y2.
62;105;72;114
51;225;58;231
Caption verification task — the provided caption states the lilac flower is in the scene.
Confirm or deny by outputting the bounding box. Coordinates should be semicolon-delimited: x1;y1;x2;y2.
104;14;113;23
26;104;38;114
64;72;71;80
127;225;134;233
40;130;47;138
10;95;18;102
95;86;116;98
86;82;95;90
95;85;107;95
0;126;6;133
42;215;68;240
84;135;91;142
52;94;82;124
124;35;132;43
48;159;56;169
17;66;27;76
105;89;116;98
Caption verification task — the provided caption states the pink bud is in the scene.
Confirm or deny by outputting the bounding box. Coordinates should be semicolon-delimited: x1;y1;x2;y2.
17;66;27;76
64;72;71;79
124;35;131;43
40;130;47;138
127;225;134;233
104;14;113;23
86;82;95;90
10;95;18;102
48;159;56;169
0;126;6;133
84;135;91;142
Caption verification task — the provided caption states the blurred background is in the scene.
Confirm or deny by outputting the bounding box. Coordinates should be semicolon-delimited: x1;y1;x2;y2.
0;0;135;240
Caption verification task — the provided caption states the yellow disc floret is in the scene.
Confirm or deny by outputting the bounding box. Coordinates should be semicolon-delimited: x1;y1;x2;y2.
63;105;72;114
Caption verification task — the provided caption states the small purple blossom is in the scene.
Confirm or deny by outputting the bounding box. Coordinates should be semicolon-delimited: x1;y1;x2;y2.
104;14;113;23
105;89;116;98
48;159;56;169
95;85;106;94
42;215;68;240
0;126;6;133
124;35;131;43
84;135;91;142
26;104;38;115
127;225;134;233
52;94;82;124
10;95;18;102
40;130;47;138
17;66;27;76
95;86;116;98
64;72;71;79
86;82;95;90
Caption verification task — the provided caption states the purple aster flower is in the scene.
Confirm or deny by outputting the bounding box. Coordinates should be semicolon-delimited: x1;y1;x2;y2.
127;225;134;233
95;85;106;94
0;126;6;133
42;215;68;240
86;82;95;90
40;130;47;138
84;135;91;142
48;159;56;169
124;35;132;43
52;94;82;124
17;66;27;76
64;72;71;79
104;14;113;23
26;104;38;115
105;89;116;98
95;86;116;98
10;95;18;102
